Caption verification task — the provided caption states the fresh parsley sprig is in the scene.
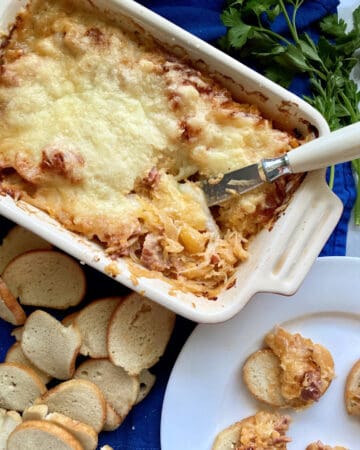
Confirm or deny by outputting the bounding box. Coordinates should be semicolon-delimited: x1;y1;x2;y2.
218;0;360;224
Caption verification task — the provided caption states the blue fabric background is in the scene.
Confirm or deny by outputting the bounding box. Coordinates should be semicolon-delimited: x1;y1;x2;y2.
98;1;358;449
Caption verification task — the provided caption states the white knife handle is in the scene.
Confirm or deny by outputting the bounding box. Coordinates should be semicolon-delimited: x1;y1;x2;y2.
287;121;360;173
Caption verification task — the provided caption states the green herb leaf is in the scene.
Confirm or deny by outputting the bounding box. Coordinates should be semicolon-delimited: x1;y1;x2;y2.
227;21;253;48
320;14;347;37
218;0;360;225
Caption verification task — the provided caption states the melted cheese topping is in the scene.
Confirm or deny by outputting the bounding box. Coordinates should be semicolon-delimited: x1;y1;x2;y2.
237;411;291;449
265;327;335;407
0;0;304;297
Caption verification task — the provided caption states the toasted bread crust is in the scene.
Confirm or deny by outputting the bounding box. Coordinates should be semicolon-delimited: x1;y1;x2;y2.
2;250;86;309
0;362;47;412
7;420;83;450
0;225;52;274
265;327;335;408
0;276;26;325
5;342;52;385
74;297;122;358
243;348;286;407
21;310;82;380
74;358;139;420
345;359;360;416
39;379;106;433
212;421;242;450
107;292;176;375
212;411;291;450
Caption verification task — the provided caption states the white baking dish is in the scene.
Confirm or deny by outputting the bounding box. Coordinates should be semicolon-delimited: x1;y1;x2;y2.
0;0;342;323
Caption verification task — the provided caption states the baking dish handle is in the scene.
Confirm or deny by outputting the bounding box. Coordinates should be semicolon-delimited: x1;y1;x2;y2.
254;171;343;296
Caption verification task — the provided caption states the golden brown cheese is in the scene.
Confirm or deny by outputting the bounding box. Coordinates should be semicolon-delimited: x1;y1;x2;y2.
0;0;304;297
265;327;335;408
306;442;348;450
235;412;291;449
211;411;291;450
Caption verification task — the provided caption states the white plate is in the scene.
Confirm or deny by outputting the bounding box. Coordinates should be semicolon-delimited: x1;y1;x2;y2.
161;257;360;449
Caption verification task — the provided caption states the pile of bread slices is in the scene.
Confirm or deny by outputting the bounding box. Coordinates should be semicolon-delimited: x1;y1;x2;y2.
0;225;176;450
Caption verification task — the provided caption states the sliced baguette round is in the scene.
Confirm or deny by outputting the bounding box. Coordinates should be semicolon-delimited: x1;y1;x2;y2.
135;369;156;405
0;225;52;274
74;297;122;358
6;342;52;385
23;404;49;422
46;412;98;450
61;312;79;327
212;411;291;450
212;421;242;450
10;326;24;342
265;327;335;408
0;362;47;412
2;250;86;309
103;404;122;432
0;276;26;325
38;379;106;433
108;292;176;375
0;408;22;449
74;358;139;421
243;348;286;407
345;359;360;416
21;310;82;380
7;420;83;450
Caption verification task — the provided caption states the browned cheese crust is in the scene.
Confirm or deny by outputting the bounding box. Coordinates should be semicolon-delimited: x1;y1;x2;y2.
265;327;335;408
306;441;348;450
212;411;291;450
344;359;360;416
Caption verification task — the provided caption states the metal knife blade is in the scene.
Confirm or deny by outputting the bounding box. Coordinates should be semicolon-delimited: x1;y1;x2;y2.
201;163;265;207
201;154;291;206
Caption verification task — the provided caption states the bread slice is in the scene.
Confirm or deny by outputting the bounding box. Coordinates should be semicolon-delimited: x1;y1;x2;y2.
61;312;79;327
212;421;242;450
212;411;291;450
108;292;176;375
135;369;156;404
10;327;24;342
37;379;106;433
74;358;139;421
6;420;83;450
74;297;122;358
0;363;47;412
0;276;26;325
46;412;98;450
0;408;22;450
21;310;82;380
23;405;49;422
243;349;286;407
345;359;360;416
2;250;86;309
265;327;335;408
103;404;122;432
0;225;52;274
6;342;52;385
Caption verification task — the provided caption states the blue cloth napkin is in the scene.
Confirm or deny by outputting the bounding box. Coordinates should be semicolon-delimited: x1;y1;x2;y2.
98;1;354;448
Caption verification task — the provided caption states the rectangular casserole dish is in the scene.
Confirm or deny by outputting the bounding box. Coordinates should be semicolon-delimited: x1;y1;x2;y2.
0;0;343;323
